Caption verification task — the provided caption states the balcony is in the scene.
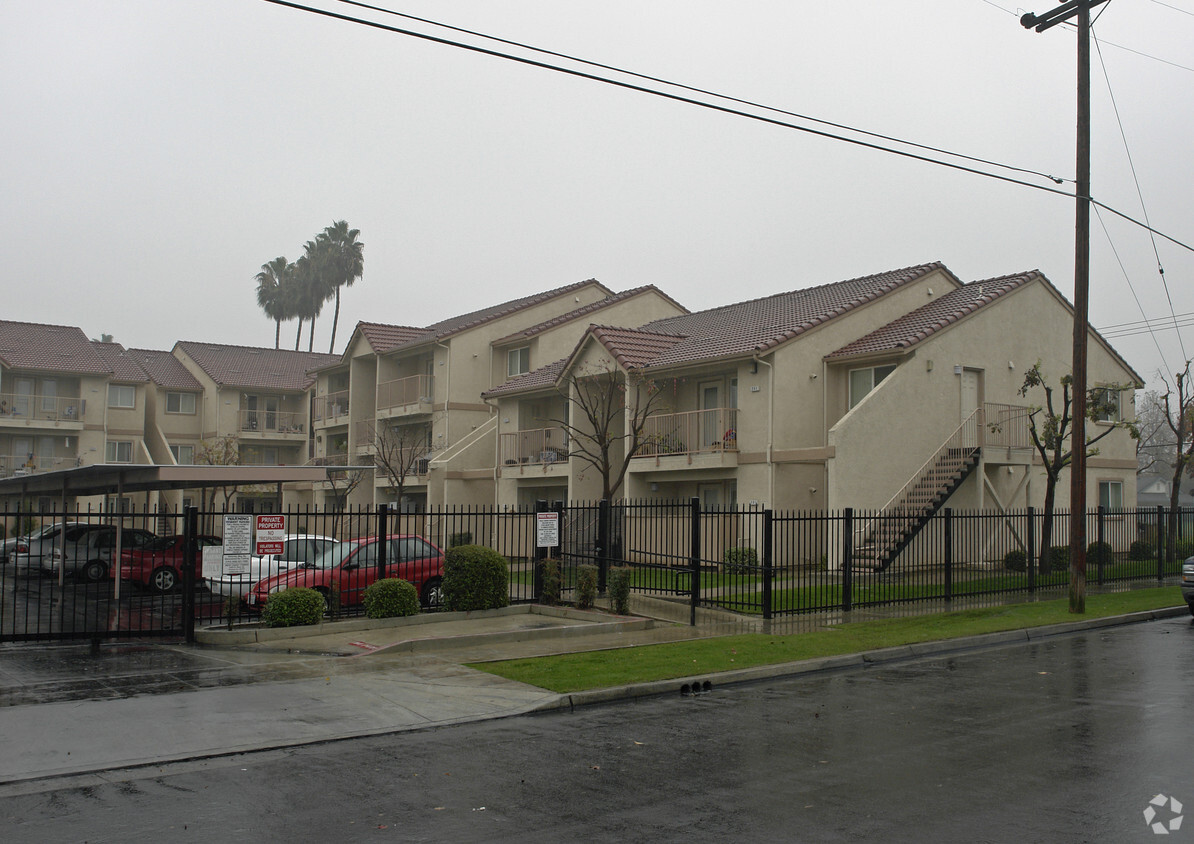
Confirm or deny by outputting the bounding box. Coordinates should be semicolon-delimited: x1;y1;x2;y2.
500;427;569;472
0;454;80;478
0;393;85;429
307;453;350;467
377;375;433;417
312;390;350;427
238;409;306;438
639;408;738;458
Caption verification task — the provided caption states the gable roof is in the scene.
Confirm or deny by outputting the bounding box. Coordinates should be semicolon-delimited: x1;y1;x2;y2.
174;342;339;391
490;286;689;346
127;348;205;391
356;322;427;355
0;320;111;375
482;357;569;398
826;272;1035;360
90;341;150;383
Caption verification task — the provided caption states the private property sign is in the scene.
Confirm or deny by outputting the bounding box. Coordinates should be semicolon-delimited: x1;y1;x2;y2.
255;514;286;555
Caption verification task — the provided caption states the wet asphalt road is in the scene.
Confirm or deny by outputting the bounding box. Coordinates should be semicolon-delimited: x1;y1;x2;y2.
1;615;1192;843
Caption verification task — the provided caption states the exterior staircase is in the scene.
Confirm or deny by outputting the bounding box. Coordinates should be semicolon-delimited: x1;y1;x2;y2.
854;410;984;571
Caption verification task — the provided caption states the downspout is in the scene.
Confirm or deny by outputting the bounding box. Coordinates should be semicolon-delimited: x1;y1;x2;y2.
753;353;775;508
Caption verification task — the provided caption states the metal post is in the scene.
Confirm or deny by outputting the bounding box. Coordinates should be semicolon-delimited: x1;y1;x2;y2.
1096;505;1105;586
1157;505;1166;582
689;496;700;626
183;505;197;644
597;499;611;593
762;509;773;621
534;499;548;601
1027;507;1036;594
375;503;389;583
944;508;953;603
842;508;853;613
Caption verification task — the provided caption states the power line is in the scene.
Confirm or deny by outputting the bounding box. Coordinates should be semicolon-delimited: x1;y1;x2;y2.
1147;0;1194;17
261;0;1194;255
334;0;1071;186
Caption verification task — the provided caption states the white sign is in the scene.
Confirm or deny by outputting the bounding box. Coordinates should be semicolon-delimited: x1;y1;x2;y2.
536;512;559;548
222;514;253;575
256;514;286;555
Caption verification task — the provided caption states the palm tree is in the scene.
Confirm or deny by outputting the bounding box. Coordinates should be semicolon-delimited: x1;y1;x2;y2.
293;241;330;352
317;220;364;353
255;257;291;349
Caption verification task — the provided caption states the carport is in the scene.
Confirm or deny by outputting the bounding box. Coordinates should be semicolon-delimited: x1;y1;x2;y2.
0;464;367;644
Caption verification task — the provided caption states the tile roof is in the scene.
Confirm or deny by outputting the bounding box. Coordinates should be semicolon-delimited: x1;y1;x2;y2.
490;286;689;346
0;320;111;375
482;358;569;398
356;322;427;355
826;272;1036;359
90;341;150;383
175;342;339;391
588;326;688;370
127;348;205;391
608;262;954;369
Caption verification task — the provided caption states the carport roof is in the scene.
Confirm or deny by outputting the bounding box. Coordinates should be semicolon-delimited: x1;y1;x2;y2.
0;464;373;498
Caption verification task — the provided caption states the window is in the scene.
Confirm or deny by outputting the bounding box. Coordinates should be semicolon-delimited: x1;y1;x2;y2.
105;441;133;463
848;364;897;409
1099;481;1123;511
108;384;135;409
166;392;197;414
1093;387;1120;423
170;444;194;464
41;379;57;413
508;347;530;377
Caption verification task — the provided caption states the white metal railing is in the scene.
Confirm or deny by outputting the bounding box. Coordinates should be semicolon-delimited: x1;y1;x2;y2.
377;375;433;412
238;409;306;435
312;390;349;423
500;427;569;467
639;408;738;457
0;392;84;422
983;402;1034;450
0;454;79;477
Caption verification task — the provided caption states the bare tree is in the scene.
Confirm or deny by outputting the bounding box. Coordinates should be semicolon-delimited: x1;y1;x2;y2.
1153;363;1194;560
1018;362;1137;610
551;366;671;500
372;421;432;507
1135;389;1173;478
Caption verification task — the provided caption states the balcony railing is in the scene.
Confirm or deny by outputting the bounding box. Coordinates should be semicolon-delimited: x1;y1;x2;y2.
982;403;1034;450
0;454;79;478
377;375;433;413
238;409;306;435
500;427;569;467
0;393;84;423
639;408;738;458
312;390;350;423
307;453;350;467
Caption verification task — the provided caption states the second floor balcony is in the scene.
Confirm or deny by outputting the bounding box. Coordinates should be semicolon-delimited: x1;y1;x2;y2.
312;390;350;427
377;375;433;417
638;408;739;460
238;409;307;438
0;453;80;478
0;393;85;427
500;427;569;469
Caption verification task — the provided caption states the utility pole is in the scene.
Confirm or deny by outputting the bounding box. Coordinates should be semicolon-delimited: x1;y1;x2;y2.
1021;0;1106;612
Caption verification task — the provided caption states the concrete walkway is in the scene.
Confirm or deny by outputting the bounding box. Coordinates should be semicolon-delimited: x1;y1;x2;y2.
0;594;1186;789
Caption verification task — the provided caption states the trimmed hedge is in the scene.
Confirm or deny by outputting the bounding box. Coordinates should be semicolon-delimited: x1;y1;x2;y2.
262;587;324;628
609;566;632;615
363;577;420;619
443;544;509;612
1047;545;1070;572
724;547;758;574
576;564;598;610
1086;541;1114;567
1003;549;1027;572
540;558;561;606
1129;539;1152;561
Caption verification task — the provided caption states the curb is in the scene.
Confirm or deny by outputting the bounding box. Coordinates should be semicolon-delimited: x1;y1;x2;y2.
532;605;1190;713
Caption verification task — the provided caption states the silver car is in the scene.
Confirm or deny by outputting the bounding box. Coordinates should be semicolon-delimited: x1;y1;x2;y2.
1182;556;1194;616
206;534;337;600
14;524;156;581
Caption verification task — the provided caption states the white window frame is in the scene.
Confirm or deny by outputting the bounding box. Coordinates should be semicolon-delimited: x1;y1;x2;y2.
508;347;530;378
108;384;135;409
848;364;897;409
1093;387;1121;423
166;392;197;415
41;379;57;413
1098;480;1123;511
105;440;133;463
170;444;195;465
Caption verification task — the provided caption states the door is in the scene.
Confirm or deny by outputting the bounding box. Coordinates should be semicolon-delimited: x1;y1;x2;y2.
960;370;981;422
700;382;721;450
14;378;32;416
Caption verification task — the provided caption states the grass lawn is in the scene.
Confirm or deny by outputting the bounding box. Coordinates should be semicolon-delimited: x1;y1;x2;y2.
470;586;1187;693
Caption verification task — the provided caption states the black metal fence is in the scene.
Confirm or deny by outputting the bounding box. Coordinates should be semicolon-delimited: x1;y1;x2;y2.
1;500;1187;643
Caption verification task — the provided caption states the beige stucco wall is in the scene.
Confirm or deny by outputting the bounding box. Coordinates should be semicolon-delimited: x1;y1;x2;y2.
826;279;1138;511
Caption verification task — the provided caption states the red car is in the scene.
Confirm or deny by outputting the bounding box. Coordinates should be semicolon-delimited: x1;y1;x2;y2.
246;535;444;612
114;534;223;593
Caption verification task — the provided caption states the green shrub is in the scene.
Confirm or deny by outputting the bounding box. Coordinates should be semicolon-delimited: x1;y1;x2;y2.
261;587;325;628
576;564;598;610
443;544;509;611
448;531;473;548
540;558;561;606
608;566;632;615
724;546;759;574
363;577;420;619
1048;545;1070;572
1129;539;1152;561
1176;539;1194;560
1086;541;1114;567
1003;549;1027;572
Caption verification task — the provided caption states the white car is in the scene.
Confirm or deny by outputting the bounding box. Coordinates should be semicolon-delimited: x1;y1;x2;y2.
206;534;337;600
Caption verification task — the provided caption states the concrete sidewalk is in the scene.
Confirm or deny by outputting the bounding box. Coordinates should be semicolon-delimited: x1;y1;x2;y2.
0;597;1187;789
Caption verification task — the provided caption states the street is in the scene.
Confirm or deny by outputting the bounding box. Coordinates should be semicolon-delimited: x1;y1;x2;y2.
2;615;1191;843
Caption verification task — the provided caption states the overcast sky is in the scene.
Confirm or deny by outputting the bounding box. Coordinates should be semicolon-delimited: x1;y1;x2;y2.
2;1;1191;391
